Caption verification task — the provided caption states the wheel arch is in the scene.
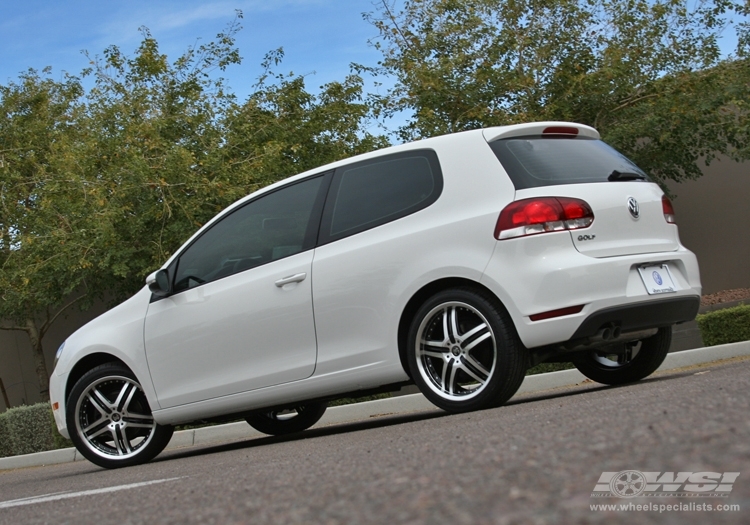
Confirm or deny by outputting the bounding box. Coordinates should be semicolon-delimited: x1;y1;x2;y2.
397;277;514;378
65;353;129;405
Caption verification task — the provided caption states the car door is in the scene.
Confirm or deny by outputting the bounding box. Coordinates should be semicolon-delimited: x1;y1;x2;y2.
144;175;328;409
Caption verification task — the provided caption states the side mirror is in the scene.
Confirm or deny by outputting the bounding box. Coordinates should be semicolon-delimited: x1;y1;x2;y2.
146;269;171;297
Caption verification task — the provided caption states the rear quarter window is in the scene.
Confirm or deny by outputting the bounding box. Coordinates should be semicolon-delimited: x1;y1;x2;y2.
489;136;650;189
319;149;443;243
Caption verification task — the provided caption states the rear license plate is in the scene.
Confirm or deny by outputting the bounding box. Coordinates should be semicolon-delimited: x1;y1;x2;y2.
638;264;679;295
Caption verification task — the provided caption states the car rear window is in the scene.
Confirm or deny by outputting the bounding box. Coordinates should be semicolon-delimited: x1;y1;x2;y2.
489;136;650;189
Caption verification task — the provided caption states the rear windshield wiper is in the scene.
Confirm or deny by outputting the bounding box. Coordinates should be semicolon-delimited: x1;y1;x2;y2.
608;170;647;181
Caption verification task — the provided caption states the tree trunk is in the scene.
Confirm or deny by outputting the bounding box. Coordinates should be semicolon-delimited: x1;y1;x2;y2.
26;319;50;403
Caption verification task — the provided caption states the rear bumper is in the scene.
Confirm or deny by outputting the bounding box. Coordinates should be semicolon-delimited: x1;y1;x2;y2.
570;296;700;340
480;232;701;349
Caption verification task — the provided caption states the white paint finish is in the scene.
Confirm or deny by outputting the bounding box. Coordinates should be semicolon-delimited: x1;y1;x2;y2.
49;287;156;439
311;131;508;377
481;236;701;348
0;478;185;509
151;359;406;425
482;121;600;142
144;251;317;408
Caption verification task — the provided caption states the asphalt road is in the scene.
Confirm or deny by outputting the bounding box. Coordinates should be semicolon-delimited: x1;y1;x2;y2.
1;357;748;525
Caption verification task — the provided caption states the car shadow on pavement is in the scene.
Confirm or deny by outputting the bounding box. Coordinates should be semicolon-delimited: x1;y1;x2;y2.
157;369;697;465
158;411;449;463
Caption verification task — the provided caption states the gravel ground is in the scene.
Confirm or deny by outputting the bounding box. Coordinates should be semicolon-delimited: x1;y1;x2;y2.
701;288;750;307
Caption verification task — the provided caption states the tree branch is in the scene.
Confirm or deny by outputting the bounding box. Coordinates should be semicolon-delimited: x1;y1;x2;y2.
379;0;414;52
39;293;88;338
0;324;28;333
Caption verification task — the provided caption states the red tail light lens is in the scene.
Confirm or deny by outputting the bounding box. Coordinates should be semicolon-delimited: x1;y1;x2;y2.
495;197;594;240
662;195;676;224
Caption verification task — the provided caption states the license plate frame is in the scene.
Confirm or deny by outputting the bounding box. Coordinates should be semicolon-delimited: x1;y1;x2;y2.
638;264;679;295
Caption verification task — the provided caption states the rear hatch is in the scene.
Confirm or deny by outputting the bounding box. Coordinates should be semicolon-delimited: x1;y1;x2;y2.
485;126;680;258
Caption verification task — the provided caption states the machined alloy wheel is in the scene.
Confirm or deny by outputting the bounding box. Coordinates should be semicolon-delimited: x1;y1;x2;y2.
245;402;327;436
407;288;526;412
66;363;173;469
572;326;672;385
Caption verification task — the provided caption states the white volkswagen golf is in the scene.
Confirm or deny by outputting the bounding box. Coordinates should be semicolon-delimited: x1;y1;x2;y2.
50;122;701;468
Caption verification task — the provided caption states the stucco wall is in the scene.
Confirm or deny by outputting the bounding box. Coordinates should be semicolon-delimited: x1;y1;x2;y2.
666;156;750;294
0;303;107;410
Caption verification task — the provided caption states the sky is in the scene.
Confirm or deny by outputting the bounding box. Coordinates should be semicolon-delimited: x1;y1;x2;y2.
0;0;390;102
0;0;745;127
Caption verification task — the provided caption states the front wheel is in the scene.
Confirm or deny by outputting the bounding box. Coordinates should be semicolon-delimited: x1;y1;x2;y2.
245;402;328;435
407;288;527;413
572;326;672;385
66;363;173;469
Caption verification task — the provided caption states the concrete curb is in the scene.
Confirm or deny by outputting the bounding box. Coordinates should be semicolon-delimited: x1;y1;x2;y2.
3;340;749;471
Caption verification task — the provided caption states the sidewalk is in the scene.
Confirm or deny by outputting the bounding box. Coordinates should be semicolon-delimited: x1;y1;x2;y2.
2;340;749;471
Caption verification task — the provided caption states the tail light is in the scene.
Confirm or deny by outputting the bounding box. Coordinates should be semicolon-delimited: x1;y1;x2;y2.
542;126;579;136
662;195;676;224
495;197;594;240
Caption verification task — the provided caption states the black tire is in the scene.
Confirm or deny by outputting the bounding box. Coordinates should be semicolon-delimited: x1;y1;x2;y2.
572;326;672;385
245;402;328;435
407;287;527;413
66;363;173;469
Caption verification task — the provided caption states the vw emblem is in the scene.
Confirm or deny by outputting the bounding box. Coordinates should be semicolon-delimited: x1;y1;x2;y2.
627;197;640;219
652;271;663;285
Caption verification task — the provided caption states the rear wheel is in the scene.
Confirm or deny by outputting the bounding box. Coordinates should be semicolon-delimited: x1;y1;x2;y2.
572;326;672;385
245;402;327;435
407;288;526;413
66;363;173;469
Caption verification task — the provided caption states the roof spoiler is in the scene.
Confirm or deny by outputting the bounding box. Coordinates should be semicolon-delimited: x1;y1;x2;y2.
483;122;600;142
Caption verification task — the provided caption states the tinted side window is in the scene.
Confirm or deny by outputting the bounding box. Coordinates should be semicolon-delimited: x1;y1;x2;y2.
489;137;650;189
320;150;443;242
173;176;324;292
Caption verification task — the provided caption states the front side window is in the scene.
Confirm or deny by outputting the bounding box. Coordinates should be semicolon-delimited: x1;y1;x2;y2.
173;176;324;292
320;150;443;242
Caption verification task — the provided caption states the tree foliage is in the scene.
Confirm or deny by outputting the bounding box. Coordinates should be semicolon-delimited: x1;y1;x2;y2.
0;14;386;400
366;0;750;182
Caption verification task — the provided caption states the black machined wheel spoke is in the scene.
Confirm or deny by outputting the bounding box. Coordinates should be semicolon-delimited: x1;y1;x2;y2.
456;322;486;344
423;339;450;350
121;383;140;413
441;358;454;393
421;348;448;360
89;389;113;415
461;355;490;383
123;417;154;429
114;426;132;455
114;382;133;412
462;324;491;350
82;418;110;440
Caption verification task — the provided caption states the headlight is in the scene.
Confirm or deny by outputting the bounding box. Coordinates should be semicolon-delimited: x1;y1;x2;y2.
52;341;65;372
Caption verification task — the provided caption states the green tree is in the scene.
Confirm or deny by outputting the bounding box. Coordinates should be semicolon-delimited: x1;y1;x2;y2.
219;48;389;187
0;70;90;400
366;0;750;182
0;16;386;402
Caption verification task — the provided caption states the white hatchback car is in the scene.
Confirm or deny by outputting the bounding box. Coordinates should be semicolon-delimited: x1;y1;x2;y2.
50;122;701;468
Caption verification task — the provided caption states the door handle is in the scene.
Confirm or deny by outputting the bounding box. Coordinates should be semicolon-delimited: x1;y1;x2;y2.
275;272;307;287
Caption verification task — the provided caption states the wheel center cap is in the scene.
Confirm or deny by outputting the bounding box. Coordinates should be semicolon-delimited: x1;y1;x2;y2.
111;413;121;422
451;345;461;356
